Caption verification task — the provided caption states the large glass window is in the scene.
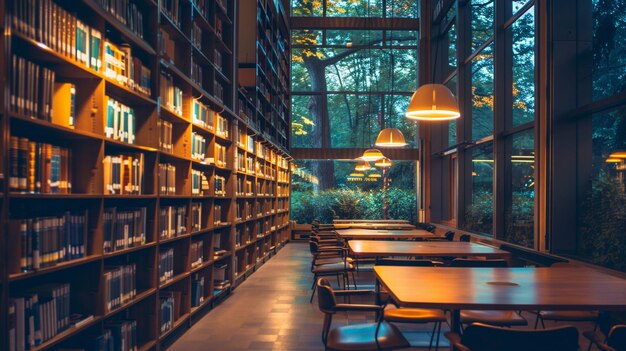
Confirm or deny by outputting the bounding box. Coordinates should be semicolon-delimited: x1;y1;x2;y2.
511;7;535;127
291;160;417;223
504;130;535;247
470;0;494;52
465;143;494;235
471;43;495;140
592;1;626;100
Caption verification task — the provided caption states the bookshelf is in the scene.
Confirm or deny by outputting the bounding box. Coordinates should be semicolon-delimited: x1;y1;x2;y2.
0;0;291;350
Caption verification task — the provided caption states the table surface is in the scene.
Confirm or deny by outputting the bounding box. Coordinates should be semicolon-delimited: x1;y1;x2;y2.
348;240;511;258
333;223;416;230
336;229;438;240
374;266;626;310
333;219;410;224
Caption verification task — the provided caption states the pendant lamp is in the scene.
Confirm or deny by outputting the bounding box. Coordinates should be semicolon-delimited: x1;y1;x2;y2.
355;160;372;172
360;148;385;161
367;173;382;178
609;151;626;159
374;157;392;168
349;172;365;177
405;83;460;121
375;128;407;147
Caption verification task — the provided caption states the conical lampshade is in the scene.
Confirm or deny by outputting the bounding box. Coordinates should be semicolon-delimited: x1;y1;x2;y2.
375;128;407;147
355;161;372;172
367;173;382;178
609;151;626;159
606;158;621;163
349;172;365;177
374;157;392;168
360;148;384;161
405;83;460;121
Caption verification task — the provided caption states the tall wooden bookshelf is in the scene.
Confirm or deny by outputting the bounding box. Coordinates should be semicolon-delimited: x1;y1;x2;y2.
0;0;291;350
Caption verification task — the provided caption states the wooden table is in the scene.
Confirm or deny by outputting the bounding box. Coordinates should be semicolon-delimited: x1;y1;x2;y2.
333;219;410;224
348;240;511;260
333;223;416;230
336;229;439;241
374;266;626;336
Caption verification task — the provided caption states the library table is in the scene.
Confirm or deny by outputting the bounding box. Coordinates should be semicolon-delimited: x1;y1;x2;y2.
333;219;411;224
332;222;416;230
374;266;626;338
336;229;439;240
348;240;511;261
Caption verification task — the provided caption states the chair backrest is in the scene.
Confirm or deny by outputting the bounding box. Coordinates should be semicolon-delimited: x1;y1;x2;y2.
375;258;435;267
607;325;626;351
459;234;471;242
460;323;579;351
316;278;338;314
450;258;509;267
444;231;455;241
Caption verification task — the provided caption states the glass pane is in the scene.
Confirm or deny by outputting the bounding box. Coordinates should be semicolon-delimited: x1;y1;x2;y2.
291;0;323;16
386;0;419;18
504;130;535;247
326;0;383;17
291;49;313;92
512;0;531;15
328;94;382;147
291;30;323;47
465;143;494;235
447;23;457;69
385;94;417;147
592;1;626;100
471;0;494;52
291;95;322;148
386;30;419;46
326;30;383;46
511;7;535;127
290;160;417;223
471;43;495;140
446;76;458;147
576;106;626;272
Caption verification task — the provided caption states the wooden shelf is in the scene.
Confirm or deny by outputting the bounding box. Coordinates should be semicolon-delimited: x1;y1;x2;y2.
9;255;101;281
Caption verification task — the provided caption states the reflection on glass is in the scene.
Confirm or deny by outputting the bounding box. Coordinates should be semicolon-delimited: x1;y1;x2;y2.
326;30;383;46
291;0;323;16
290;160;417;224
386;0;419;18
576;107;626;272
326;0;383;17
471;0;494;52
465;143;494;235
592;1;626;100
471;43;494;140
504;130;535;247
291;49;312;92
512;8;535;127
291;95;321;148
446;76;458;147
512;0;531;15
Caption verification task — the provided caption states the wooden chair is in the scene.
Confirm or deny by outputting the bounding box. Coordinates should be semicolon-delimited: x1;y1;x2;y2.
584;324;626;351
449;259;527;328
375;259;448;351
316;278;410;351
309;242;355;302
445;322;579;351
459;234;471;242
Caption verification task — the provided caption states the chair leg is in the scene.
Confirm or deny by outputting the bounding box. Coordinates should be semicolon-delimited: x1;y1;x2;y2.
310;274;318;303
428;323;437;351
336;273;341;288
435;321;442;351
533;314;540;329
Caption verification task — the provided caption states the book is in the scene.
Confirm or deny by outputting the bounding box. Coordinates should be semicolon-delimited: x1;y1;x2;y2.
9;137;72;194
102;153;144;195
103;207;147;253
104;96;136;144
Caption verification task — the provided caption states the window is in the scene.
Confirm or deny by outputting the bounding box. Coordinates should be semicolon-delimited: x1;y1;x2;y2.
465;143;494;235
471;43;495;141
592;1;626;100
511;7;535;127
446;76;458;147
470;0;494;52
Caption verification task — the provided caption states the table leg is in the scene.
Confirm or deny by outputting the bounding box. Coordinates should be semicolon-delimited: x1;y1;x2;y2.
450;309;461;333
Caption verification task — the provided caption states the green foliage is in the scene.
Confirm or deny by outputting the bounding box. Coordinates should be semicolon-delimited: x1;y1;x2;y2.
464;189;493;234
290;187;416;224
579;171;626;272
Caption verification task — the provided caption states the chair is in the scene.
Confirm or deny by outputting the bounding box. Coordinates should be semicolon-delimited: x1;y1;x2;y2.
309;242;355;303
375;259;448;351
444;231;455;241
459;234;471;242
584;324;626;351
450;259;527;328
316;278;410;351
445;322;579;351
416;222;437;233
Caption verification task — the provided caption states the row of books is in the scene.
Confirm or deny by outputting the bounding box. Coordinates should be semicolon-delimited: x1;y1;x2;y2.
158;248;174;284
12;0;102;72
105;96;136;144
9;283;71;350
160;0;182;28
235;151;246;173
158;119;174;153
191;100;214;130
10;55;55;122
214;175;226;196
160;72;183;116
104;40;152;97
103;207;147;253
93;0;145;39
191;273;205;307
214;49;223;72
103;153;144;195
215;144;227;168
213;204;224;226
17;213;87;273
191;22;203;50
158;205;187;240
191;132;207;162
214;81;224;103
191;203;203;231
104;264;137;313
236;177;254;196
88;320;138;351
216;114;229;139
158;28;176;64
9;137;72;194
158;163;177;195
159;290;181;334
190;241;203;268
191;60;203;87
191;169;210;196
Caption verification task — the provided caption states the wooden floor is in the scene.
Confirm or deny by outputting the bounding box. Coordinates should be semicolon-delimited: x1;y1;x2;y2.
169;242;597;351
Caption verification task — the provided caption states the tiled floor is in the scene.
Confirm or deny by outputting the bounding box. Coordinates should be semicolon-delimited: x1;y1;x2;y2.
169;242;597;351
